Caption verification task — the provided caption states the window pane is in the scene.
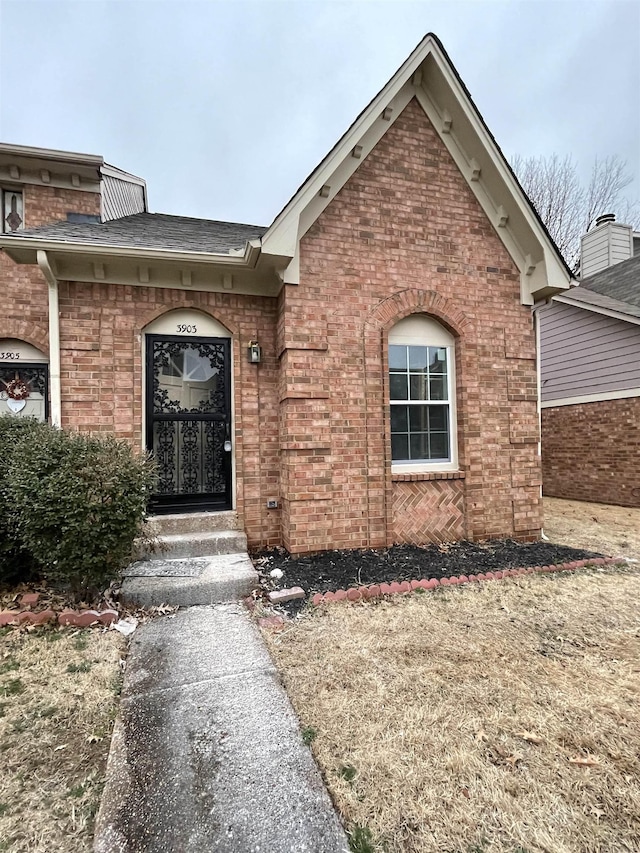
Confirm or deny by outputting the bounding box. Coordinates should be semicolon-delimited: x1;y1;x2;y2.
390;373;408;400
428;405;448;432
408;405;429;431
430;432;449;460
408;346;428;371
390;405;408;432
388;345;407;370
391;433;409;461
409;432;429;460
409;373;428;400
429;376;447;400
428;346;447;373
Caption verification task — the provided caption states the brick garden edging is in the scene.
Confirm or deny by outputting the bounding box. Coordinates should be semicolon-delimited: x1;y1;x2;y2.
296;556;625;607
0;593;119;628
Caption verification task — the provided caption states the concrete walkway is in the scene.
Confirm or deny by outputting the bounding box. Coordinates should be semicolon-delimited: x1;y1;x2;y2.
94;604;350;853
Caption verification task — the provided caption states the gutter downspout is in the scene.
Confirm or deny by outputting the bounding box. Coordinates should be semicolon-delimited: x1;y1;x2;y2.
531;298;551;539
36;250;61;428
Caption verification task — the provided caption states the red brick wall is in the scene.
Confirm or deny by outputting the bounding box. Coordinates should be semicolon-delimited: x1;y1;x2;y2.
281;98;541;552
55;283;282;549
0;184;101;353
542;398;640;507
2;100;544;553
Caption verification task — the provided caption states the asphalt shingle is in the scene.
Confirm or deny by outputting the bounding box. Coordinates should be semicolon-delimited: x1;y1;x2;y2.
561;283;640;321
578;253;640;309
12;212;267;255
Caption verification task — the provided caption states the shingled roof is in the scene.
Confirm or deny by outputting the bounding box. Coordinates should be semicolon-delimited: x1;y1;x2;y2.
578;252;640;310
13;212;266;255
561;281;640;321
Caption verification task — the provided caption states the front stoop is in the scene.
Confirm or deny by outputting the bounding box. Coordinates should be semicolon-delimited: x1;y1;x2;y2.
122;512;257;607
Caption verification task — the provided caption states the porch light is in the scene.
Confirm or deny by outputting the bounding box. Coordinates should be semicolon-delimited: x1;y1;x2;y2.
247;341;261;363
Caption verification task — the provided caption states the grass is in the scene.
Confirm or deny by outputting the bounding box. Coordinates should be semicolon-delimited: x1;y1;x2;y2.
0;625;124;852
263;566;640;853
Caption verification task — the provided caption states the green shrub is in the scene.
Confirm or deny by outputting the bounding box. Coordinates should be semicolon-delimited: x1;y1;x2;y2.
0;417;49;584
2;420;155;594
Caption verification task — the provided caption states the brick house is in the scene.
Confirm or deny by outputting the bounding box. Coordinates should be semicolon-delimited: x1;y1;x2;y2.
541;215;640;508
0;34;572;553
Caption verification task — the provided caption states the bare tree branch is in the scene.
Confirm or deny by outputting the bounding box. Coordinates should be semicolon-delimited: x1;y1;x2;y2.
511;154;640;271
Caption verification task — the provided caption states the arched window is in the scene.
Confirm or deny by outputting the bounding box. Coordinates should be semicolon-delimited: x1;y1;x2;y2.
388;314;457;471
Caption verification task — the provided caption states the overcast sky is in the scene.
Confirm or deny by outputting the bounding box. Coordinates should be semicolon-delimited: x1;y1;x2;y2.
1;0;638;227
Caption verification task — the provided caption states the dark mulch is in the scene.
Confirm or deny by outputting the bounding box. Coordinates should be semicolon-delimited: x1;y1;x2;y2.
252;539;603;609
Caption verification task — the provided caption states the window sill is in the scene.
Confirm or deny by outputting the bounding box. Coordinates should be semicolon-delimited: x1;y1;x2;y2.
391;471;465;482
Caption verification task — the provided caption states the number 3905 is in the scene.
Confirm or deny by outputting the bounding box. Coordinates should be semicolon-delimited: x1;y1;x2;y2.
176;324;197;334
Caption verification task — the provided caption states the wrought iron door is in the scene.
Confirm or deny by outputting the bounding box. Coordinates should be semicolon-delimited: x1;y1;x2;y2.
145;335;231;513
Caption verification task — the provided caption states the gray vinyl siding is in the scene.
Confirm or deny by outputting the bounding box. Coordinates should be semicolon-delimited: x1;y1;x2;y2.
580;224;634;278
539;301;640;403
101;175;146;221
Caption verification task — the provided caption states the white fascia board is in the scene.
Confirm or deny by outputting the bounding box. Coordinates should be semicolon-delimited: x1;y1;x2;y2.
262;35;572;302
552;293;640;326
101;162;147;188
0;142;104;167
0;235;262;268
279;84;415;284
541;387;640;408
415;58;571;302
261;36;439;262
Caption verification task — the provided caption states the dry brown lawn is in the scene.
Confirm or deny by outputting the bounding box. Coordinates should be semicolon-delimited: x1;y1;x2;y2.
0;626;124;852
264;568;640;853
544;496;640;562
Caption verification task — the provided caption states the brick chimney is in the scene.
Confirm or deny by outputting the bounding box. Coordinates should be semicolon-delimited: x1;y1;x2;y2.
580;214;636;279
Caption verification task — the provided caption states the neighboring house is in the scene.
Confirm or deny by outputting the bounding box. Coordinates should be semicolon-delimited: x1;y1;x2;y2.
540;216;640;507
0;34;572;554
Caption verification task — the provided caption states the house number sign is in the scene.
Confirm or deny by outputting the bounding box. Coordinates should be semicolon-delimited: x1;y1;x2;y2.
0;339;49;364
144;311;231;340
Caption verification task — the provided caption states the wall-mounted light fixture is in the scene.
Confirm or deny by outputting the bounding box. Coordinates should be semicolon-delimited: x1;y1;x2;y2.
247;341;261;363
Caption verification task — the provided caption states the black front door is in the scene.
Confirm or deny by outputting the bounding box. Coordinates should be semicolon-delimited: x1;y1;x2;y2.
145;335;232;513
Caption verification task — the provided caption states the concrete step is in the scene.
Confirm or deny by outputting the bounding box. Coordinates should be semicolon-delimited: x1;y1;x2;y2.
143;510;242;538
121;553;258;607
135;529;248;561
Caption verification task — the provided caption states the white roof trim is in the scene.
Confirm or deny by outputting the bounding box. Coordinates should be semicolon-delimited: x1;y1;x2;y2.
0;142;103;167
101;162;147;188
0;234;261;268
541;387;640;408
260;33;573;304
553;293;640;326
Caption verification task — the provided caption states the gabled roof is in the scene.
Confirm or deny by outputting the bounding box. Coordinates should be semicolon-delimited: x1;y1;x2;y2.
260;32;573;302
0;33;574;302
11;213;266;255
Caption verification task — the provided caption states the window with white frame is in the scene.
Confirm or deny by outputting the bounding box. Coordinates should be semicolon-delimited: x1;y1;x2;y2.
388;314;457;470
2;189;24;232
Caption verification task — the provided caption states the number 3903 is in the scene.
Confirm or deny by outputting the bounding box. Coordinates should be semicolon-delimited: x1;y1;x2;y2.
176;324;197;334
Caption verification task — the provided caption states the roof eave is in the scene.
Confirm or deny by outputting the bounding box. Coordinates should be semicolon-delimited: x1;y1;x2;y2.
259;32;573;302
553;292;640;325
0;234;262;268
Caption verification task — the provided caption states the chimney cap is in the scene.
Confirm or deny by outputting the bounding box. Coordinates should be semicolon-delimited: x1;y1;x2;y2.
595;213;616;227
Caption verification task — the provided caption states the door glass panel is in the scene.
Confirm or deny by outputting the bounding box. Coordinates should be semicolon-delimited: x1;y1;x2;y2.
152;340;226;415
147;336;231;510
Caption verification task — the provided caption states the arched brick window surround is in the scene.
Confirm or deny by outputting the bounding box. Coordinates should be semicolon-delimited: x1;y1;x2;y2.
362;289;472;547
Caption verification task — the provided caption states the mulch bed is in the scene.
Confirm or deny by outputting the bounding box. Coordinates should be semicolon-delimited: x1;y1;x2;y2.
252;539;602;610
